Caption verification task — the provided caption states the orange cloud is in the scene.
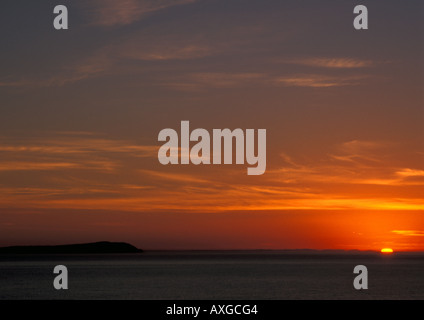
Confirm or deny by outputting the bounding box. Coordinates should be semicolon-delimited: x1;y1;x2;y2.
0;160;118;172
0;136;158;156
392;230;424;237
396;169;424;178
0;133;158;175
159;72;375;90
0;162;80;171
140;170;210;184
164;72;267;89
0;135;422;215
121;44;215;61
287;57;375;68
86;0;198;27
274;74;369;88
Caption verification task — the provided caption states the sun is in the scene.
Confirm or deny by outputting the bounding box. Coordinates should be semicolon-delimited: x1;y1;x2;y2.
381;248;394;254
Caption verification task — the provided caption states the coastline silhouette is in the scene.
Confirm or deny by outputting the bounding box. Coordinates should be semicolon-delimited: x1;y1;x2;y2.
0;241;143;254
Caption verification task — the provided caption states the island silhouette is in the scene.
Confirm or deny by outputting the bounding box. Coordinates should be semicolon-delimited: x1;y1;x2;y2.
0;241;143;254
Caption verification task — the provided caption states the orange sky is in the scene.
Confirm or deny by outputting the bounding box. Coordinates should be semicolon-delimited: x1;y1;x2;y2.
0;0;423;251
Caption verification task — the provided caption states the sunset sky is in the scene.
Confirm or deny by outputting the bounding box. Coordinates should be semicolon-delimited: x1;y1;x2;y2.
0;0;423;251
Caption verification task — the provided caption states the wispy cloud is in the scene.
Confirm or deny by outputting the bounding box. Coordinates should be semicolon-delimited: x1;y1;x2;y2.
4;183;422;213
329;140;384;163
119;43;215;61
85;0;198;27
287;57;375;69
161;72;372;90
0;136;422;213
0;136;158;156
274;74;369;88
392;230;424;237
140;170;210;184
338;140;382;153
0;133;158;173
0;162;82;171
0;80;32;88
271;140;424;188
163;72;267;90
396;168;424;178
0;33;217;88
0;54;112;88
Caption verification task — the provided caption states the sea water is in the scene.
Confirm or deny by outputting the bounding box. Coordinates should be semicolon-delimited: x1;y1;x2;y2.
0;251;422;300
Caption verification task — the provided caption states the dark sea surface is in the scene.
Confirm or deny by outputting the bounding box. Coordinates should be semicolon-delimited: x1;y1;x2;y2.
0;251;423;300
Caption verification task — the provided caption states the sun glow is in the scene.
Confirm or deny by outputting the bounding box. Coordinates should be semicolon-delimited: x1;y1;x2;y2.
381;248;394;254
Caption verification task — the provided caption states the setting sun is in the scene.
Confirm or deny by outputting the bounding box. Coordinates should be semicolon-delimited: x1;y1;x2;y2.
381;248;394;254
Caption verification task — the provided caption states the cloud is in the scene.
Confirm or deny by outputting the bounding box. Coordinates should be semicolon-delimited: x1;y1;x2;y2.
119;43;215;61
140;170;210;184
0;133;158;173
329;140;384;163
161;72;372;90
287;57;375;69
270;140;424;188
0;186;121;197
0;162;82;171
338;140;381;153
274;74;369;88
0;136;422;213
0;29;219;88
0;80;31;88
0;136;158;156
0;54;112;88
162;72;267;89
392;230;424;237
326;141;424;186
396;169;424;178
85;0;198;27
0;160;118;172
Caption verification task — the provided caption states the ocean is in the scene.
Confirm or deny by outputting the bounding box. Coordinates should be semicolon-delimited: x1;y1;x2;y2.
0;251;423;300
